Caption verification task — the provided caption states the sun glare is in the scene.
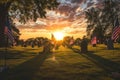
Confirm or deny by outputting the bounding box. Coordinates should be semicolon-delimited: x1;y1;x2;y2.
53;32;64;40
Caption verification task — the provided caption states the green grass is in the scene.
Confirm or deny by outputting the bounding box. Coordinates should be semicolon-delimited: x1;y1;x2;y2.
0;44;120;80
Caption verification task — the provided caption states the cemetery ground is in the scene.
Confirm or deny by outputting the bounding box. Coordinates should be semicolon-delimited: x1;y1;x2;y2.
0;44;120;80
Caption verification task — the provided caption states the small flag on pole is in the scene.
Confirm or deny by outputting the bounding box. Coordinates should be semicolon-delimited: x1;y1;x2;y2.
91;36;97;45
111;17;120;42
69;37;74;45
4;26;15;43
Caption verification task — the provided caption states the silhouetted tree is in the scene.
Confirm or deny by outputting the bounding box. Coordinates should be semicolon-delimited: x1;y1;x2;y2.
63;36;73;48
74;38;81;46
11;22;20;45
85;0;120;43
0;0;59;47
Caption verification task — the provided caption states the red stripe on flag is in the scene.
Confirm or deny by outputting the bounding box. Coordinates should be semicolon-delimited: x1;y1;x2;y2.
112;27;120;41
111;17;120;42
4;26;15;43
91;36;97;44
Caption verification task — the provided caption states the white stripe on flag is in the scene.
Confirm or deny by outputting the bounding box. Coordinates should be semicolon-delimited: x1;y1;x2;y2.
4;26;15;43
111;17;120;42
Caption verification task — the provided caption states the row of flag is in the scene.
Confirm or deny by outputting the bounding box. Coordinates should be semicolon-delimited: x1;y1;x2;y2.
91;17;120;44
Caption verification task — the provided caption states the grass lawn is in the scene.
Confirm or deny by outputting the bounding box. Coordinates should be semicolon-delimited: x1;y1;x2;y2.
0;44;120;80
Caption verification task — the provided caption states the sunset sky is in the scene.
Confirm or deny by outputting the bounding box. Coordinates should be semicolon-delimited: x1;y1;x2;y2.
16;0;101;40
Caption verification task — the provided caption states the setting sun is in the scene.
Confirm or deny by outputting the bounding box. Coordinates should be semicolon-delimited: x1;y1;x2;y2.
53;32;64;40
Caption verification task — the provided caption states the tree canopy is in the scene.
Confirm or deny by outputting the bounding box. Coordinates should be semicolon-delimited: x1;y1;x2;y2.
0;0;59;47
0;0;59;23
85;0;120;43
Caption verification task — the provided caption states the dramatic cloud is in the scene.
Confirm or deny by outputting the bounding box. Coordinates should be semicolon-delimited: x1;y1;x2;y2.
17;0;102;39
71;0;84;3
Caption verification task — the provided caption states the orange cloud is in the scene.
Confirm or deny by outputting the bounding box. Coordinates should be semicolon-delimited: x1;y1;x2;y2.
17;0;102;40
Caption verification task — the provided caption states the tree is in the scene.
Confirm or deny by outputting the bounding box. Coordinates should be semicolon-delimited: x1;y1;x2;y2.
85;0;120;43
85;7;104;43
100;0;120;33
11;22;20;45
0;0;59;47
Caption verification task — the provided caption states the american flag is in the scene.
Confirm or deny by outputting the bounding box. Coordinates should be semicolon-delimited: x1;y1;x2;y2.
4;26;15;43
91;36;97;45
69;37;74;45
111;17;120;42
4;17;15;44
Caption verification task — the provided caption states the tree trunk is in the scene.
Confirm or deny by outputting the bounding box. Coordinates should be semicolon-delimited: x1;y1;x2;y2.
0;4;8;47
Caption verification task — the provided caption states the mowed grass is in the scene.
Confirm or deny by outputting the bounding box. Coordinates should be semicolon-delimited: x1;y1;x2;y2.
0;44;120;80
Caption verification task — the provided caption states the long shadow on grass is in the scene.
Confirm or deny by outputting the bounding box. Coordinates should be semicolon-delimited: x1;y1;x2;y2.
72;48;120;79
83;52;120;71
0;52;51;80
0;50;34;59
71;48;80;53
82;52;120;79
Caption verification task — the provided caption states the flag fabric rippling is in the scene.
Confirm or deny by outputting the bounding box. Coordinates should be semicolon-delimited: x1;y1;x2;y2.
91;36;97;45
111;17;120;42
4;17;15;44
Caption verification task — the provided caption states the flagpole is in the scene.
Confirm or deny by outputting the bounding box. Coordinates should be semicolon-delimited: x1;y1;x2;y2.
5;15;8;68
4;35;8;69
96;45;97;53
3;34;9;73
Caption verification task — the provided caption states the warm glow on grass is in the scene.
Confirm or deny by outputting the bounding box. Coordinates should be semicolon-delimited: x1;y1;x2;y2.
53;32;64;40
